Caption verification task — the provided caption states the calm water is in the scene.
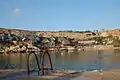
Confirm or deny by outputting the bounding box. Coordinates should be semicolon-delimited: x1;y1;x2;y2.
1;49;120;71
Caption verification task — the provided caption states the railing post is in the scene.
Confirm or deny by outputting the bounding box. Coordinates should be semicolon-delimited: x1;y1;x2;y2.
27;52;41;76
41;50;53;75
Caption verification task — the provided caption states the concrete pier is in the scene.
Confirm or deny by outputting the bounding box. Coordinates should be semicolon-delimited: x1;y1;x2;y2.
1;69;120;80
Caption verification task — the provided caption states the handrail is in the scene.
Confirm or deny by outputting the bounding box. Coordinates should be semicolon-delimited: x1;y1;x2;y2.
27;52;41;76
41;50;53;75
27;47;53;76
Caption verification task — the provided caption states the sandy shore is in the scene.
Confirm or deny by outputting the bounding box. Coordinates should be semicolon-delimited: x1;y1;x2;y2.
1;69;120;80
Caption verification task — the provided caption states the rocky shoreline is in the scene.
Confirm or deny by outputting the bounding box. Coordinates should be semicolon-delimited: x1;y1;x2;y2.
0;44;120;54
6;44;120;51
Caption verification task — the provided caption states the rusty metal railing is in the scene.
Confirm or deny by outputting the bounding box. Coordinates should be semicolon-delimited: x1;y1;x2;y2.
27;51;41;76
41;50;53;75
27;48;53;76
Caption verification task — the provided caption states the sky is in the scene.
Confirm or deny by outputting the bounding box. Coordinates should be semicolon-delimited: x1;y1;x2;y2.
0;0;120;31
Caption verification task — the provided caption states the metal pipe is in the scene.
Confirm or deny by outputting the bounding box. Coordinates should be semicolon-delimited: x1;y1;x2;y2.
27;52;41;76
41;53;45;75
41;50;53;75
47;51;53;70
27;47;53;76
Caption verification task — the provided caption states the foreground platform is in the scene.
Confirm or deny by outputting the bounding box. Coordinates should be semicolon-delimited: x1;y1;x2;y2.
0;69;120;80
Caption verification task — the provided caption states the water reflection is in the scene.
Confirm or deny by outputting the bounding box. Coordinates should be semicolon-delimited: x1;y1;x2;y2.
1;49;120;71
94;50;104;70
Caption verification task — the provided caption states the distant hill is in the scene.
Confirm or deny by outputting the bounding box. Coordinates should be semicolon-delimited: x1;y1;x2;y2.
0;28;32;36
1;28;120;39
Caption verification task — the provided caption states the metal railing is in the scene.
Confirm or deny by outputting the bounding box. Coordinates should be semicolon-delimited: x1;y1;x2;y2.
27;49;53;76
27;52;41;76
41;50;53;75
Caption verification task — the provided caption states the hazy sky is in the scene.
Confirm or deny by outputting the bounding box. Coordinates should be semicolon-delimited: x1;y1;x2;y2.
0;0;120;31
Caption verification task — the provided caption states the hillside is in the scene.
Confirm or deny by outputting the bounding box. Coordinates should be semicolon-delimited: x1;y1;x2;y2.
0;28;97;39
1;28;120;39
100;29;120;37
